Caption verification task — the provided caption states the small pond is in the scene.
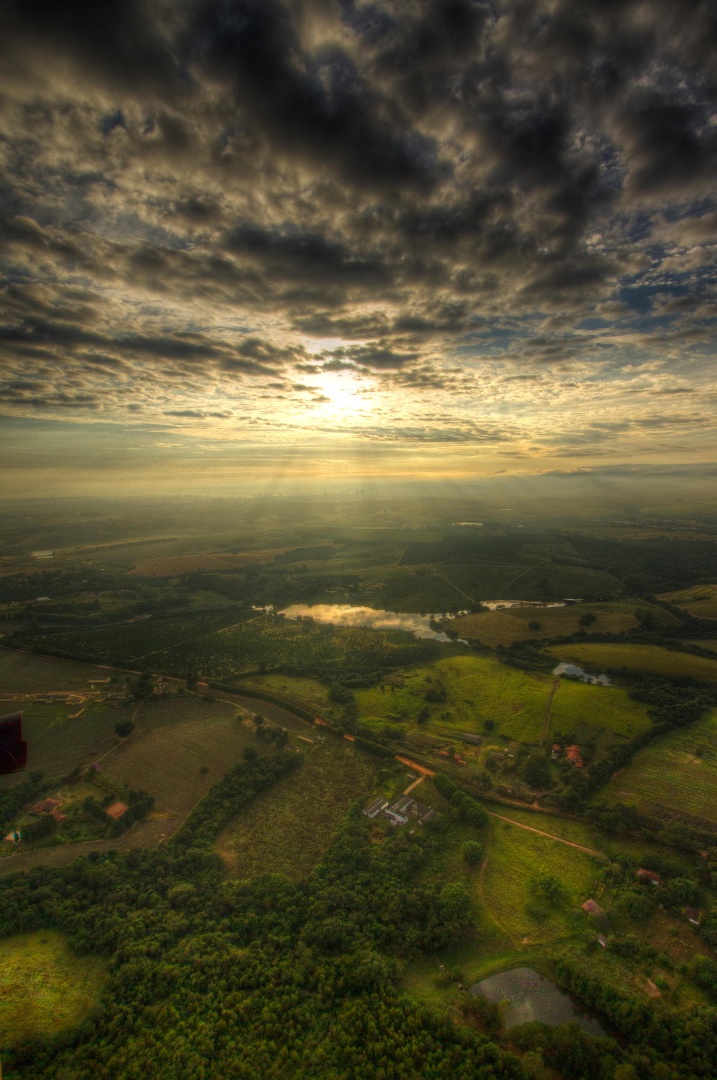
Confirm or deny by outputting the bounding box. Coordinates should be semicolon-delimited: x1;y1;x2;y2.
278;604;457;642
470;967;605;1035
553;662;611;686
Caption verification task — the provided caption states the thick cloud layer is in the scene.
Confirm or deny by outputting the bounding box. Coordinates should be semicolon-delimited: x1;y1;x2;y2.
1;0;716;465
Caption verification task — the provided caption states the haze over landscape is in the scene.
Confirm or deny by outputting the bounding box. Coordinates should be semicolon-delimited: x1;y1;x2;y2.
4;6;717;1080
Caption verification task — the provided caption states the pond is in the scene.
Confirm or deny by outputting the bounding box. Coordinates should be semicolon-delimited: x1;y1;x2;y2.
553;662;611;686
470;967;604;1035
278;604;458;642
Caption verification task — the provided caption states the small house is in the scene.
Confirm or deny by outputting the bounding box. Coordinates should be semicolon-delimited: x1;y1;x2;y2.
685;907;702;927
363;797;388;820
637;868;662;886
105;801;129;821
597;934;608;948
29;798;62;816
565;745;583;768
49;808;67;823
551;743;561;760
581;899;605;917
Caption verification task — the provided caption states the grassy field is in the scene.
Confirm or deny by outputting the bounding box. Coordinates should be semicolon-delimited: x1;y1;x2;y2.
480;818;602;945
0;648;115;691
129;548;295;577
235;673;332;712
353;654;651;747
0;931;106;1048
547;642;717;682
446;606;638;647
216;737;378;879
355;654;549;741
598;709;717;826
549;679;652;740
659;584;717;619
100;695;262;843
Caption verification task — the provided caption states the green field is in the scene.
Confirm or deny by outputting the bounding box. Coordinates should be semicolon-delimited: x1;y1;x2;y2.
100;696;264;843
598;709;717;826
1;700;135;788
0;647;115;691
549;679;652;740
659;584;717;619
353;654;651;746
216;737;378;879
446;605;638;646
480;818;602;945
548;642;717;682
0;931;106;1048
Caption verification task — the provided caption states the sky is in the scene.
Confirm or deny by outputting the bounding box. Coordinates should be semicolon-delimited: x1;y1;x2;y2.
1;0;717;496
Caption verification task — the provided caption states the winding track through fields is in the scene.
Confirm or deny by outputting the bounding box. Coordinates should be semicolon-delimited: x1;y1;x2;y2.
540;677;560;743
485;810;609;862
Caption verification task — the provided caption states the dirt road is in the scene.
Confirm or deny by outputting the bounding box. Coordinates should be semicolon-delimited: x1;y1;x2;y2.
486;810;608;861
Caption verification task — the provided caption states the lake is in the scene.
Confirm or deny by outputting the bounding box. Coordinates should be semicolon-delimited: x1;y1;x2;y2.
470;967;604;1035
278;604;457;642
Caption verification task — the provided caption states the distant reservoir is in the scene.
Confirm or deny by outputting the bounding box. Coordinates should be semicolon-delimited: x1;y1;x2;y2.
278;604;456;642
470;968;604;1035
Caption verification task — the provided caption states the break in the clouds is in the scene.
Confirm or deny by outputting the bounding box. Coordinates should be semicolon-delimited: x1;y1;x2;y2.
1;0;717;484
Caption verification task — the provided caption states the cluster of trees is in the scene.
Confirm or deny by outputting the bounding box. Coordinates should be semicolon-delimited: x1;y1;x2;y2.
553;957;717;1078
433;775;489;827
1;748;716;1078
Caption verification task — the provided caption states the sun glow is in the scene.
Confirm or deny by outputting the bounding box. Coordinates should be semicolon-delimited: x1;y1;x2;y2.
312;370;375;419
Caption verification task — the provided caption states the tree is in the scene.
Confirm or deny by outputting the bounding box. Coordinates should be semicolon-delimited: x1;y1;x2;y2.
463;840;483;866
115;719;136;738
243;746;259;763
521;753;551;789
528;620;541;631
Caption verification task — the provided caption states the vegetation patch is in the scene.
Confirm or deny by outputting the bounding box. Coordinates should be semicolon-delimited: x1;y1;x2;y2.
659;584;717;620
446;605;638;647
100;696;262;842
548;642;717;682
216;737;378;879
0;931;106;1048
597;709;717;826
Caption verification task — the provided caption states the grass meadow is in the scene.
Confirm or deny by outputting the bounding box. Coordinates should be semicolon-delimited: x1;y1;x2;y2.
446;605;638;647
0;647;114;691
659;584;717;620
101;695;262;842
598;709;717;826
549;679;652;740
216;737;378;879
547;642;717;682
0;931;106;1048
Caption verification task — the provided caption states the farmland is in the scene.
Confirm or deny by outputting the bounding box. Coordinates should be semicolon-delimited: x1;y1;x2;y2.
0;931;106;1048
0;648;115;691
444;604;638;647
597;709;717;826
99;695;267;844
353;654;651;746
659;584;717;619
216;737;378;879
129;547;298;577
547;642;717;682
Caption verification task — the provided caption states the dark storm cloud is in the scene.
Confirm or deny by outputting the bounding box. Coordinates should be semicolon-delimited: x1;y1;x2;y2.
1;0;717;438
191;0;445;189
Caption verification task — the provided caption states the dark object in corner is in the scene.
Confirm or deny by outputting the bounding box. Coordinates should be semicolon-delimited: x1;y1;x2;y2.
0;712;28;774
